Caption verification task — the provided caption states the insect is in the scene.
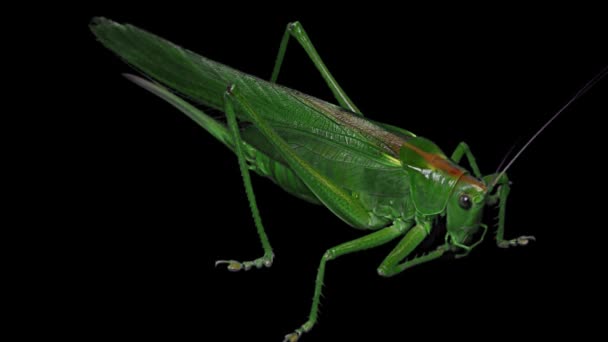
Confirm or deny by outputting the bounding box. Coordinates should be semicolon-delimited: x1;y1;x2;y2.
90;17;606;341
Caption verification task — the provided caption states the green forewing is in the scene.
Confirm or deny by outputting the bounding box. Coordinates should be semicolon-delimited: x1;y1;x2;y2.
91;17;233;110
241;122;408;197
371;121;417;140
400;137;446;164
91;18;411;199
124;75;321;204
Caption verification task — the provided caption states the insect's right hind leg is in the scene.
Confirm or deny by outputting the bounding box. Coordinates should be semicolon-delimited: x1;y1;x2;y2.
214;87;274;272
270;21;363;116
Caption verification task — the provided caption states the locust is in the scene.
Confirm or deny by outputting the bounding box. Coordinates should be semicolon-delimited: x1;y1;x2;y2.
90;18;606;341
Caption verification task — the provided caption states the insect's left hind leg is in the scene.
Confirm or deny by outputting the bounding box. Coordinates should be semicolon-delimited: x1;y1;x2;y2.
214;87;274;271
270;21;363;116
451;141;482;177
484;174;536;248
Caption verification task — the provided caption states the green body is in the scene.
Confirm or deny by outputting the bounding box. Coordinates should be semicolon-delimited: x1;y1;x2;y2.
91;18;534;341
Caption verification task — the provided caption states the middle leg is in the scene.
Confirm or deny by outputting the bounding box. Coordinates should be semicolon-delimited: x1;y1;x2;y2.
283;220;411;342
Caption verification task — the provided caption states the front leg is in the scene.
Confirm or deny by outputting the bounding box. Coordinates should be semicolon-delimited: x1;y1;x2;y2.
377;219;448;277
225;84;376;229
484;173;536;248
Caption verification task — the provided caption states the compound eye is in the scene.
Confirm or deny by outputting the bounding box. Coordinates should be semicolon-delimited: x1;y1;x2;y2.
459;194;472;210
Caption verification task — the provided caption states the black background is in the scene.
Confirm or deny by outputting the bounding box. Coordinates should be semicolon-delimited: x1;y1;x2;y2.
63;5;607;341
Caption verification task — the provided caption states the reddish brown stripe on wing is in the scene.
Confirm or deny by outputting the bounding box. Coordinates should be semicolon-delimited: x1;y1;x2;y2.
402;142;462;175
402;141;487;190
461;174;487;190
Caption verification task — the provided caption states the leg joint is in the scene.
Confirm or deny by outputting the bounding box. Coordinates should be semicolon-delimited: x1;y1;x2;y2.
323;249;335;261
287;21;302;32
377;266;391;277
458;141;470;149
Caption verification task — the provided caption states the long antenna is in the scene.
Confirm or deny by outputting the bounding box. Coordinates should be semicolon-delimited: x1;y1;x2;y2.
491;66;608;189
493;141;519;176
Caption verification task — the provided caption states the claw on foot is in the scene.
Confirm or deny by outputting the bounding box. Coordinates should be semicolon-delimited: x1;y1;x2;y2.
283;331;301;342
498;235;536;248
215;253;274;272
284;321;313;342
214;260;244;272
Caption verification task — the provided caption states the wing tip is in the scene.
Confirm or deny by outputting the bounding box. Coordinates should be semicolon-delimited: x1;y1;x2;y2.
90;16;110;29
89;17;125;35
122;73;141;84
121;74;173;101
122;73;156;92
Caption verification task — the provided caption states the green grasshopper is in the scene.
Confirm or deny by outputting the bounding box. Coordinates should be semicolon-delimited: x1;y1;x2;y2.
90;18;606;341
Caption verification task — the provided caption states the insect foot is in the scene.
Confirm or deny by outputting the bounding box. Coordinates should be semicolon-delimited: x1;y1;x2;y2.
283;331;301;342
497;235;536;248
283;321;313;342
215;252;274;272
